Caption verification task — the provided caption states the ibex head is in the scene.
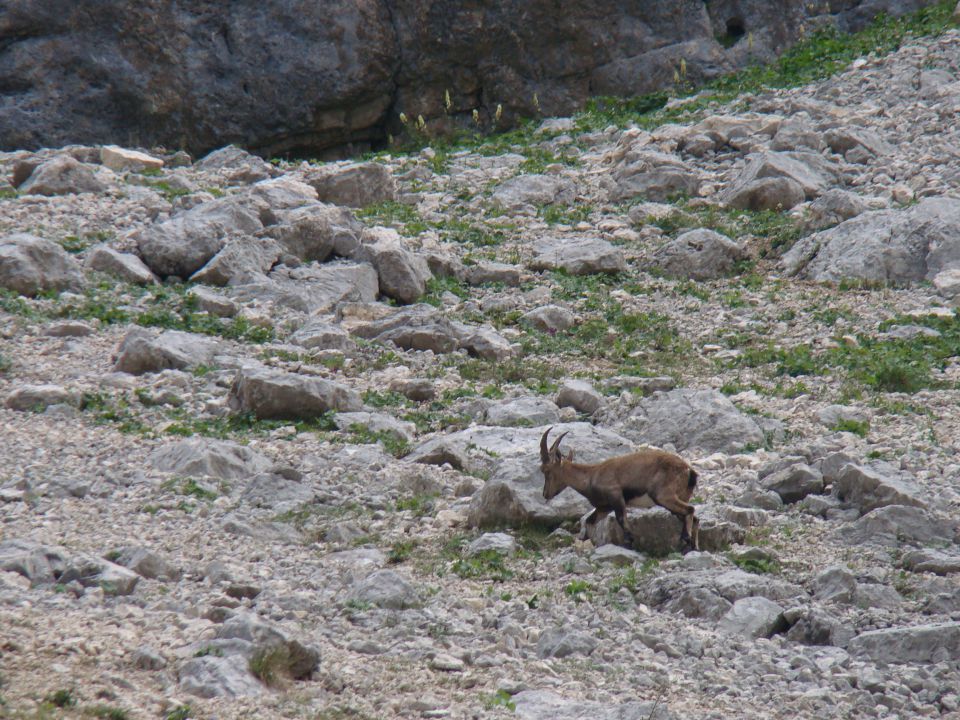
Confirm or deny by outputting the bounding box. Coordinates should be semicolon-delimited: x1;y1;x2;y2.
540;427;573;500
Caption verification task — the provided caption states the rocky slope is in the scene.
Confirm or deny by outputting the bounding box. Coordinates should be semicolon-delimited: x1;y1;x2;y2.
2;23;960;720
0;0;944;156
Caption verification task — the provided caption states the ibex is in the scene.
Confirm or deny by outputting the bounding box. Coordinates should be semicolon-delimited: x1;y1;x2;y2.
540;428;699;552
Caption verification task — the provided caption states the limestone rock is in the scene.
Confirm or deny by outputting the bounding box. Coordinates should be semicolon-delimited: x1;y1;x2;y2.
521;305;576;333
466;533;517;556
722;176;806;212
722;151;839;203
355;228;432;304
108;547;181;581
334;411;415;445
837;506;957;547
136;197;263;279
901;548;960;575
288;320;356;352
187;286;238;317
150;438;272;480
530;237;626;275
512;690;675;720
179;655;265;699
86;245;158;285
760;464;823;504
231;261;379;314
344;569;420;610
0;233;85;297
490;175;576;210
19;156;105;195
264;202;363;262
621;388;764;454
5;384;75;412
305;162;397;208
485;397;561;427
848;623;960;664
803;189;869;231
718;597;787;638
536;628;598;659
651;228;747;280
113;328;219;375
556;379;604;415
190;236;282;286
606;149;701;202
59;556;140;596
100;145;163;172
830;462;926;513
0;539;69;586
227;366;363;420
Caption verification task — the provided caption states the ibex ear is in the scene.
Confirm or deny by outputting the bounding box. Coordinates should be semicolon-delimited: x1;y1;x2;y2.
566;449;575;462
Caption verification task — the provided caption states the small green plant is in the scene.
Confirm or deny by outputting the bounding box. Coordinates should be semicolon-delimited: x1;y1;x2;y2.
45;689;76;708
731;555;780;575
345;425;411;458
450;549;514;582
388;539;417;564
831;418;870;437
484;689;517;711
85;705;131;720
165;706;192;720
194;646;224;658
394;493;437;517
564;579;593;603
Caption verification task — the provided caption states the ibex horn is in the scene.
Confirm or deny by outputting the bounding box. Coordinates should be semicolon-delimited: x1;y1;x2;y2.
540;427;552;463
550;431;569;455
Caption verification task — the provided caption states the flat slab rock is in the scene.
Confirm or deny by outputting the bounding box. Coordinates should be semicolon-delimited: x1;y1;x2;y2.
848;622;960;664
513;690;676;720
150;438;272;480
227;365;362;420
529;237;626;275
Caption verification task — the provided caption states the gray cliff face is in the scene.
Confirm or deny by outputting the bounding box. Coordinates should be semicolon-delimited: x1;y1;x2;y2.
0;0;940;156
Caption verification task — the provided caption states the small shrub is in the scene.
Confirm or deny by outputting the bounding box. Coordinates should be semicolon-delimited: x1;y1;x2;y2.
45;689;76;708
564;579;593;602
165;706;192;720
450;549;514;582
249;645;293;688
831;418;870;437
731;555;780;575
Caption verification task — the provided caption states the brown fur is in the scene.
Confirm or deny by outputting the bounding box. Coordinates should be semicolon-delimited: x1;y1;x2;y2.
540;428;699;551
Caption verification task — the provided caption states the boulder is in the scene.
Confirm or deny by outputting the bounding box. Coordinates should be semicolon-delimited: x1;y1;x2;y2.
650;228;747;280
830;462;926;513
230;261;379;314
0;233;85;297
782;197;960;284
344;569;420;610
464;262;521;287
227;366;363;420
606;149;701;202
150;438;272;480
187;286;238;317
196;146;276;180
803;189;869;231
0;539;69;586
490;175;576;210
530;237;626;275
718;597;787;639
770;119;824;152
19;156;105;195
136;197;264;279
86;245;158;285
512;690;675;720
189;236;282;286
113;329;219;375
521;305;576;333
100;145;163;172
466;533;517;556
5;384;75;412
304;162;396;208
722;151;839;203
334;411;415;445
355;228;432;303
621;388;765;454
108;547;181;581
587;507;683;556
848;623;960;664
837;506;957;547
722;177;806;212
536;628;598;659
264;202;362;262
179;655;265;699
288;320;356;352
485;397;561;427
59;556;140;596
556;379;604;415
824;127;895;159
901;548;960;575
759;463;823;504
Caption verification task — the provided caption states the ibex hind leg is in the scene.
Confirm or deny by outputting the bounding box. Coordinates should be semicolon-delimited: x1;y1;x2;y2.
653;495;697;552
612;498;634;549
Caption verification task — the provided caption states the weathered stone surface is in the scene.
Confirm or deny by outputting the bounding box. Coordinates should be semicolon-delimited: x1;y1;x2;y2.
109;547;181;581
0;539;68;586
663;585;732;620
512;690;675;720
621;388;764;454
536;628;598;659
19;156;105;195
485;397;560;427
100;145;163;173
464;262;521;287
830;462;926;513
355;228;432;303
722;151;839;203
227;366;363;420
782;197;960;283
490;175;576;210
179;655;265;699
334;411;415;445
722;176;806;211
530;237;626;275
824;127;895;159
136;197;263;279
587;506;684;556
113;329;219;375
521;305;576;333
231;261;379;314
190;236;282;286
606;149;701;202
466;533;517;556
5;384;75;412
760;463;823;504
771;119;824;152
150;438;271;480
305;162;396;208
718;597;787;638
59;556;140;596
803;189;869;231
288;320;356;352
0;233;85;297
264;203;362;262
651;228;747;280
196;146;276;179
902;548;960;575
87;245;158;285
2;1;928;160
837;506;957;547
344;569;420;609
187;286;238;317
848;623;960;664
556;379;604;415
